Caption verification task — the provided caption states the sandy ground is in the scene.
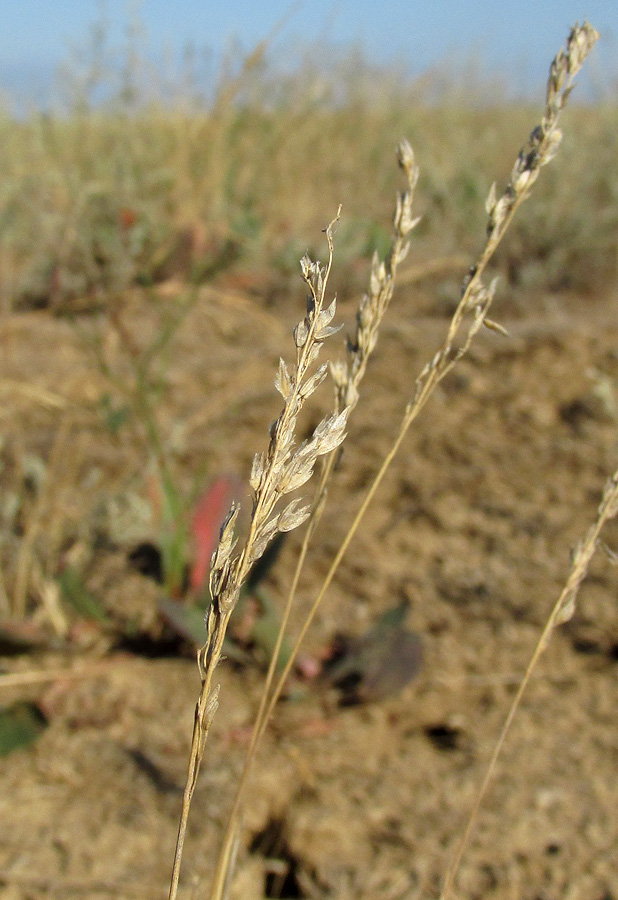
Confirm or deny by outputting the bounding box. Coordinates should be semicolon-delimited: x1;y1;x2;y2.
1;276;618;900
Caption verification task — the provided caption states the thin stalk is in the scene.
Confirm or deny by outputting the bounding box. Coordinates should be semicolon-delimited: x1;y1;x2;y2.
186;22;597;899
440;467;618;900
209;142;421;900
248;118;534;763
170;213;349;900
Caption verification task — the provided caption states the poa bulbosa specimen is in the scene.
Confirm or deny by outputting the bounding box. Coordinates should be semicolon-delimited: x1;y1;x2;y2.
168;22;604;900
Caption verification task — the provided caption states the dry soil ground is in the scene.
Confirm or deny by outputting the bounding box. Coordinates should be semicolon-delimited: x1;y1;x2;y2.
1;277;618;900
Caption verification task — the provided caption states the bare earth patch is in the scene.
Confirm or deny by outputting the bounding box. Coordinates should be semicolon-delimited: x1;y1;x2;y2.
1;282;618;900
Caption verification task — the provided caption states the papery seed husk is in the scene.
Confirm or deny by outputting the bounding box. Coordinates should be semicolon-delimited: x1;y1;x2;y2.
345;382;360;409
275;358;292;399
330;360;348;387
251;515;280;560
358;294;372;328
397;138;414;172
315;303;335;333
218;503;240;554
321;297;337;326
514;170;532;194
218;585;240;615
250;451;265;491
315;322;344;342
250;529;277;565
299;363;329;400
278;498;311;533
405;214;422;235
556;592;576;624
394;194;403;231
278;456;317;494
209;556;230;600
306;343;321;367
483;318;509;337
205;684;220;721
396;242;411;265
370;251;381;296
314;409;348;455
294;320;309;348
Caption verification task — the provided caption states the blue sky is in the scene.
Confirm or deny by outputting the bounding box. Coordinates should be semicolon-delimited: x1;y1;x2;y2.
2;0;617;108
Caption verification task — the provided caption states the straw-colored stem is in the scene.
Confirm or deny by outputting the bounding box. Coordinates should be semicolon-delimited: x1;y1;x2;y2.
440;467;618;900
209;145;421;900
253;160;529;753
210;25;599;894
174;22;598;899
208;477;324;900
170;212;348;900
169;612;228;900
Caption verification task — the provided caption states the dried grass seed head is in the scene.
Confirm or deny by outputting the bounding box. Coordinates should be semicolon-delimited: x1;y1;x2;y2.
275;358;293;400
278;498;311;533
484;22;598;242
215;222;347;584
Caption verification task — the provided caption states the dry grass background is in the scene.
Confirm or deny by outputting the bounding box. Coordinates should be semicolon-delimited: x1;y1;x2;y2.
1;26;617;315
1;19;618;900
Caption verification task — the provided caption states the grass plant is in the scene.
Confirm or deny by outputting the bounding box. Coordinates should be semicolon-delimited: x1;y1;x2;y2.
77;289;200;600
0;13;615;900
167;20;604;900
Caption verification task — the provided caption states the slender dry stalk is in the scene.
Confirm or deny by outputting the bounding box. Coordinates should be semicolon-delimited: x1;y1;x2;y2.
213;22;599;897
248;19;600;772
0;379;70;410
0;662;110;689
12;417;73;618
440;466;618;900
170;21;598;900
209;21;599;900
168;211;350;900
0;870;158;898
208;141;421;900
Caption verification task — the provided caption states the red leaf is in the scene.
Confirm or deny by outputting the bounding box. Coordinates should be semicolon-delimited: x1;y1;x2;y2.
119;207;137;230
190;476;241;592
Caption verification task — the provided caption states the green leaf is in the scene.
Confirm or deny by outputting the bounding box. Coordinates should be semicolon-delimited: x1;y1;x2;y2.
0;703;47;756
99;393;130;434
57;566;109;624
157;596;207;645
250;588;292;671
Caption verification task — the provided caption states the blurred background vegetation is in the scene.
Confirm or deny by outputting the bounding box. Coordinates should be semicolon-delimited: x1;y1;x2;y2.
1;14;616;318
0;13;617;646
